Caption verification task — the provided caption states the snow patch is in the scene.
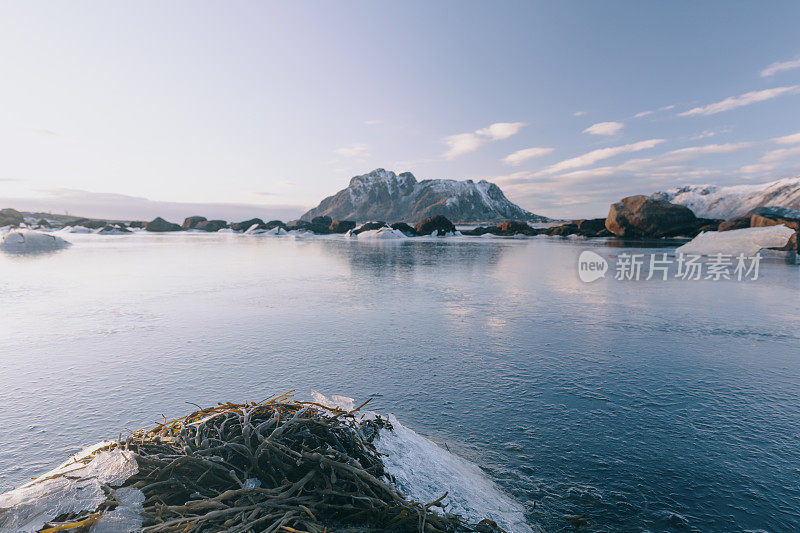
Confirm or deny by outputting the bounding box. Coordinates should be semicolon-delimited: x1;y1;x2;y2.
676;225;795;255
0;230;71;254
353;227;408;240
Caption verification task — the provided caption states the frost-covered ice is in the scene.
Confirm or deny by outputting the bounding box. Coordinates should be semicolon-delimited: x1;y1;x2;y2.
245;225;288;236
351;227;408;240
0;230;71;254
375;416;534;533
310;392;533;532
59;225;93;234
676;225;796;255
89;487;144;533
0;443;141;533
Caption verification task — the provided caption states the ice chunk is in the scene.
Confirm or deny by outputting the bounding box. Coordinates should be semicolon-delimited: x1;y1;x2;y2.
676;225;795;255
353;227;407;240
310;390;355;411
0;444;138;532
89;487;144;533
375;416;534;533
0;230;71;254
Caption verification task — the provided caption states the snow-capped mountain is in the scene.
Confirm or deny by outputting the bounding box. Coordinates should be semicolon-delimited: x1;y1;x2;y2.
301;168;548;223
652;175;800;219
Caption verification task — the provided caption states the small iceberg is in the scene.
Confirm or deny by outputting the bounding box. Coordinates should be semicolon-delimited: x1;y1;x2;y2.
676;225;796;255
352;227;408;240
0;230;71;254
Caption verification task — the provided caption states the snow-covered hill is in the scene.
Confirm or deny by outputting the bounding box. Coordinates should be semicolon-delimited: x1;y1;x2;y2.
301;169;547;223
653;175;800;219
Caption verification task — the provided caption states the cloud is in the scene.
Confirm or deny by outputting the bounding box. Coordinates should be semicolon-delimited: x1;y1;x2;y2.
582;121;624;136
739;144;800;173
474;122;526;141
502;147;554;166
690;130;716;140
442;122;526;159
658;142;752;161
678;86;800;116
542;139;664;174
573;111;586;117
773;132;800;145
335;143;370;158
761;57;800;77
633;111;654;118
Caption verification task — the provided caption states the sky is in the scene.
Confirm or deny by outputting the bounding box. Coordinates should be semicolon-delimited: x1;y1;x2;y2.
1;1;800;220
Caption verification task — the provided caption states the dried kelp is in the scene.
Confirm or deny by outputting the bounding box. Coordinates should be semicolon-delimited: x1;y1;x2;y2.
40;392;505;532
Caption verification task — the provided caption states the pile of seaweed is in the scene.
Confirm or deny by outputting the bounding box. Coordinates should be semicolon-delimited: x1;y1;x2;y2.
41;393;505;532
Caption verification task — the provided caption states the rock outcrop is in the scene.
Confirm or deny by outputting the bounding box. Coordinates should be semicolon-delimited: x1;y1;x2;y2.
414;215;456;236
605;195;700;238
182;216;207;229
145;217;182;232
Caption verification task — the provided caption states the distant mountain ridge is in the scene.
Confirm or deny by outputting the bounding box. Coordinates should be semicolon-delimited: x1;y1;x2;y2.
652;175;800;219
301;169;548;223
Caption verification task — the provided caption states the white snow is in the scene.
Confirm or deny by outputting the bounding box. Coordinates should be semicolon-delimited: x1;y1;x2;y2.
654;175;800;218
676;225;796;255
0;443;141;533
59;225;93;233
0;230;71;253
246;225;287;236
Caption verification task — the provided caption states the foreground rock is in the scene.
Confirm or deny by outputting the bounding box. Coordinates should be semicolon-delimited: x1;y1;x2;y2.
606;195;703;238
195;219;227;232
414;215;457;236
0;208;24;227
329;220;356;233
231;218;264;231
145;217;182;232
716;206;800;251
0;230;71;253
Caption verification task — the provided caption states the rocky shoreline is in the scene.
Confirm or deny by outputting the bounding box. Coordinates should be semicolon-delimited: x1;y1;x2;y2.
2;194;799;252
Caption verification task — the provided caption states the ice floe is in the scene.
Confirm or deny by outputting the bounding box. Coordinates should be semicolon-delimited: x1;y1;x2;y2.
350;227;408;239
0;442;142;533
676;225;795;255
0;230;71;254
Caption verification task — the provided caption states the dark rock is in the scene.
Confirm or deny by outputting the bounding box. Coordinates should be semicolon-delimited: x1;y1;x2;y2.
750;214;800;230
414;215;456;236
67;218;107;229
390;222;418;236
98;224;131;234
545;224;580;236
231;218;264;232
605;195;698;238
36;219;51;228
311;215;332;228
498;220;537;235
129;221;145;229
182;216;207;229
0;208;24;227
264;220;287;230
329;220;356;233
195;220;227;232
718;216;751;232
145;217;182;232
352;221;388;235
573;218;607;236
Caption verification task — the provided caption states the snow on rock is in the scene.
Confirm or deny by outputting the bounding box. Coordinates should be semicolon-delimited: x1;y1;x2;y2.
676;225;795;255
653;175;800;219
246;225;287;236
375;416;534;533
0;230;71;254
0;443;141;532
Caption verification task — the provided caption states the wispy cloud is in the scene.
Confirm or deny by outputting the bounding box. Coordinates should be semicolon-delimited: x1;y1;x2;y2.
573;111;586;117
773;132;800;145
541;139;664;174
582;121;624;136
502;147;554;166
633;111;654;118
690;130;717;140
442;122;525;159
761;57;800;77
678;86;800;116
740;144;800;173
335;143;370;158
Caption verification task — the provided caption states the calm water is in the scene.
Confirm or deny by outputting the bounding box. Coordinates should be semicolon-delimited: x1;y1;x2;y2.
1;233;799;532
